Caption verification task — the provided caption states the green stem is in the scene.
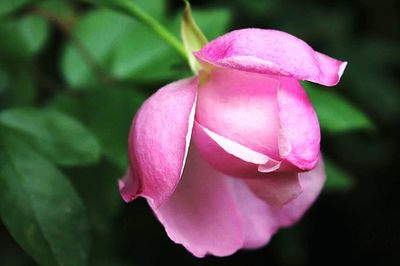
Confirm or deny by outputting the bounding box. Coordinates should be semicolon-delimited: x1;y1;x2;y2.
92;0;187;59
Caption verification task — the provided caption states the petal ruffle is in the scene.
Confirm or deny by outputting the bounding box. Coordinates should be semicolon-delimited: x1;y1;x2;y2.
234;156;326;248
195;29;347;86
119;77;197;208
195;67;281;160
244;173;302;207
153;145;244;257
230;179;279;249
274;156;326;226
278;78;320;170
153;148;325;257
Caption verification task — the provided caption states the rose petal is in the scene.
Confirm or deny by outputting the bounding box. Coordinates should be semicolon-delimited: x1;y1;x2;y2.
196;67;281;159
274;156;326;226
119;77;197;208
230;179;279;249
232;156;326;248
119;168;139;203
153;145;244;257
278;77;320;170
192;120;272;178
153;150;325;256
192;119;301;206
244;173;302;207
195;29;347;86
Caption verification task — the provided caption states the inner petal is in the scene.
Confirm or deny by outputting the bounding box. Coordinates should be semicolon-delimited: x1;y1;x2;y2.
196;67;281;160
192;120;269;178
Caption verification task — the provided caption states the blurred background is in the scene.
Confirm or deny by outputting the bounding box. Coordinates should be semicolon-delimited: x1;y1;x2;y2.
0;0;399;265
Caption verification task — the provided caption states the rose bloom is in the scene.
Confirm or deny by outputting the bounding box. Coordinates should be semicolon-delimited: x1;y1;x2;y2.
119;29;347;257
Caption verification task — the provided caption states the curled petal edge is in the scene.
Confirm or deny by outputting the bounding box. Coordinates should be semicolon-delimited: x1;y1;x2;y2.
119;77;198;208
195;28;347;86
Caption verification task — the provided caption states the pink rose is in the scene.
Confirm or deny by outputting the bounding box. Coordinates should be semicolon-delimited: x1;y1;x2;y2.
119;29;347;257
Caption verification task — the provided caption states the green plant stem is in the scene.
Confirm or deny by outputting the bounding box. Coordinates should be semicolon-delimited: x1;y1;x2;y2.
92;0;187;60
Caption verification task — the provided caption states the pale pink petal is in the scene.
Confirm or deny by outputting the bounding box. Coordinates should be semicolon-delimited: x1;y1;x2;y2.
230;179;280;249
195;29;347;86
274;156;326;226
119;168;139;203
119;77;197;208
189;113;312;229
278;77;320;170
153;145;244;257
153;150;325;256
196;67;281;160
258;160;282;173
232;156;326;248
192;120;271;178
192;120;301;207
244;173;302;207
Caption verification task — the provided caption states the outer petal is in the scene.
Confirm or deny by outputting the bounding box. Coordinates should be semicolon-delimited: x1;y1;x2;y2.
230;179;280;249
195;29;347;86
195;67;281;160
233;156;326;248
119;169;138;202
153;145;244;257
119;77;197;208
153;150;325;256
278;78;320;170
274;156;326;226
244;173;302;207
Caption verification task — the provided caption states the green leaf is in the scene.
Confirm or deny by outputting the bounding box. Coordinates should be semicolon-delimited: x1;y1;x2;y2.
65;161;127;266
18;15;49;53
62;0;173;89
49;87;145;170
181;1;208;73
0;15;49;59
84;0;166;19
324;157;355;192
303;81;374;132
132;0;166;20
111;23;185;82
0;108;101;166
0;63;36;109
0;0;31;18
38;0;76;22
62;9;132;89
0;135;90;266
66;161;122;233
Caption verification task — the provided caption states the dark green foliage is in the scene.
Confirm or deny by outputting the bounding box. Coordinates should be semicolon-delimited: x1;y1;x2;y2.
0;0;398;265
0;135;90;266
